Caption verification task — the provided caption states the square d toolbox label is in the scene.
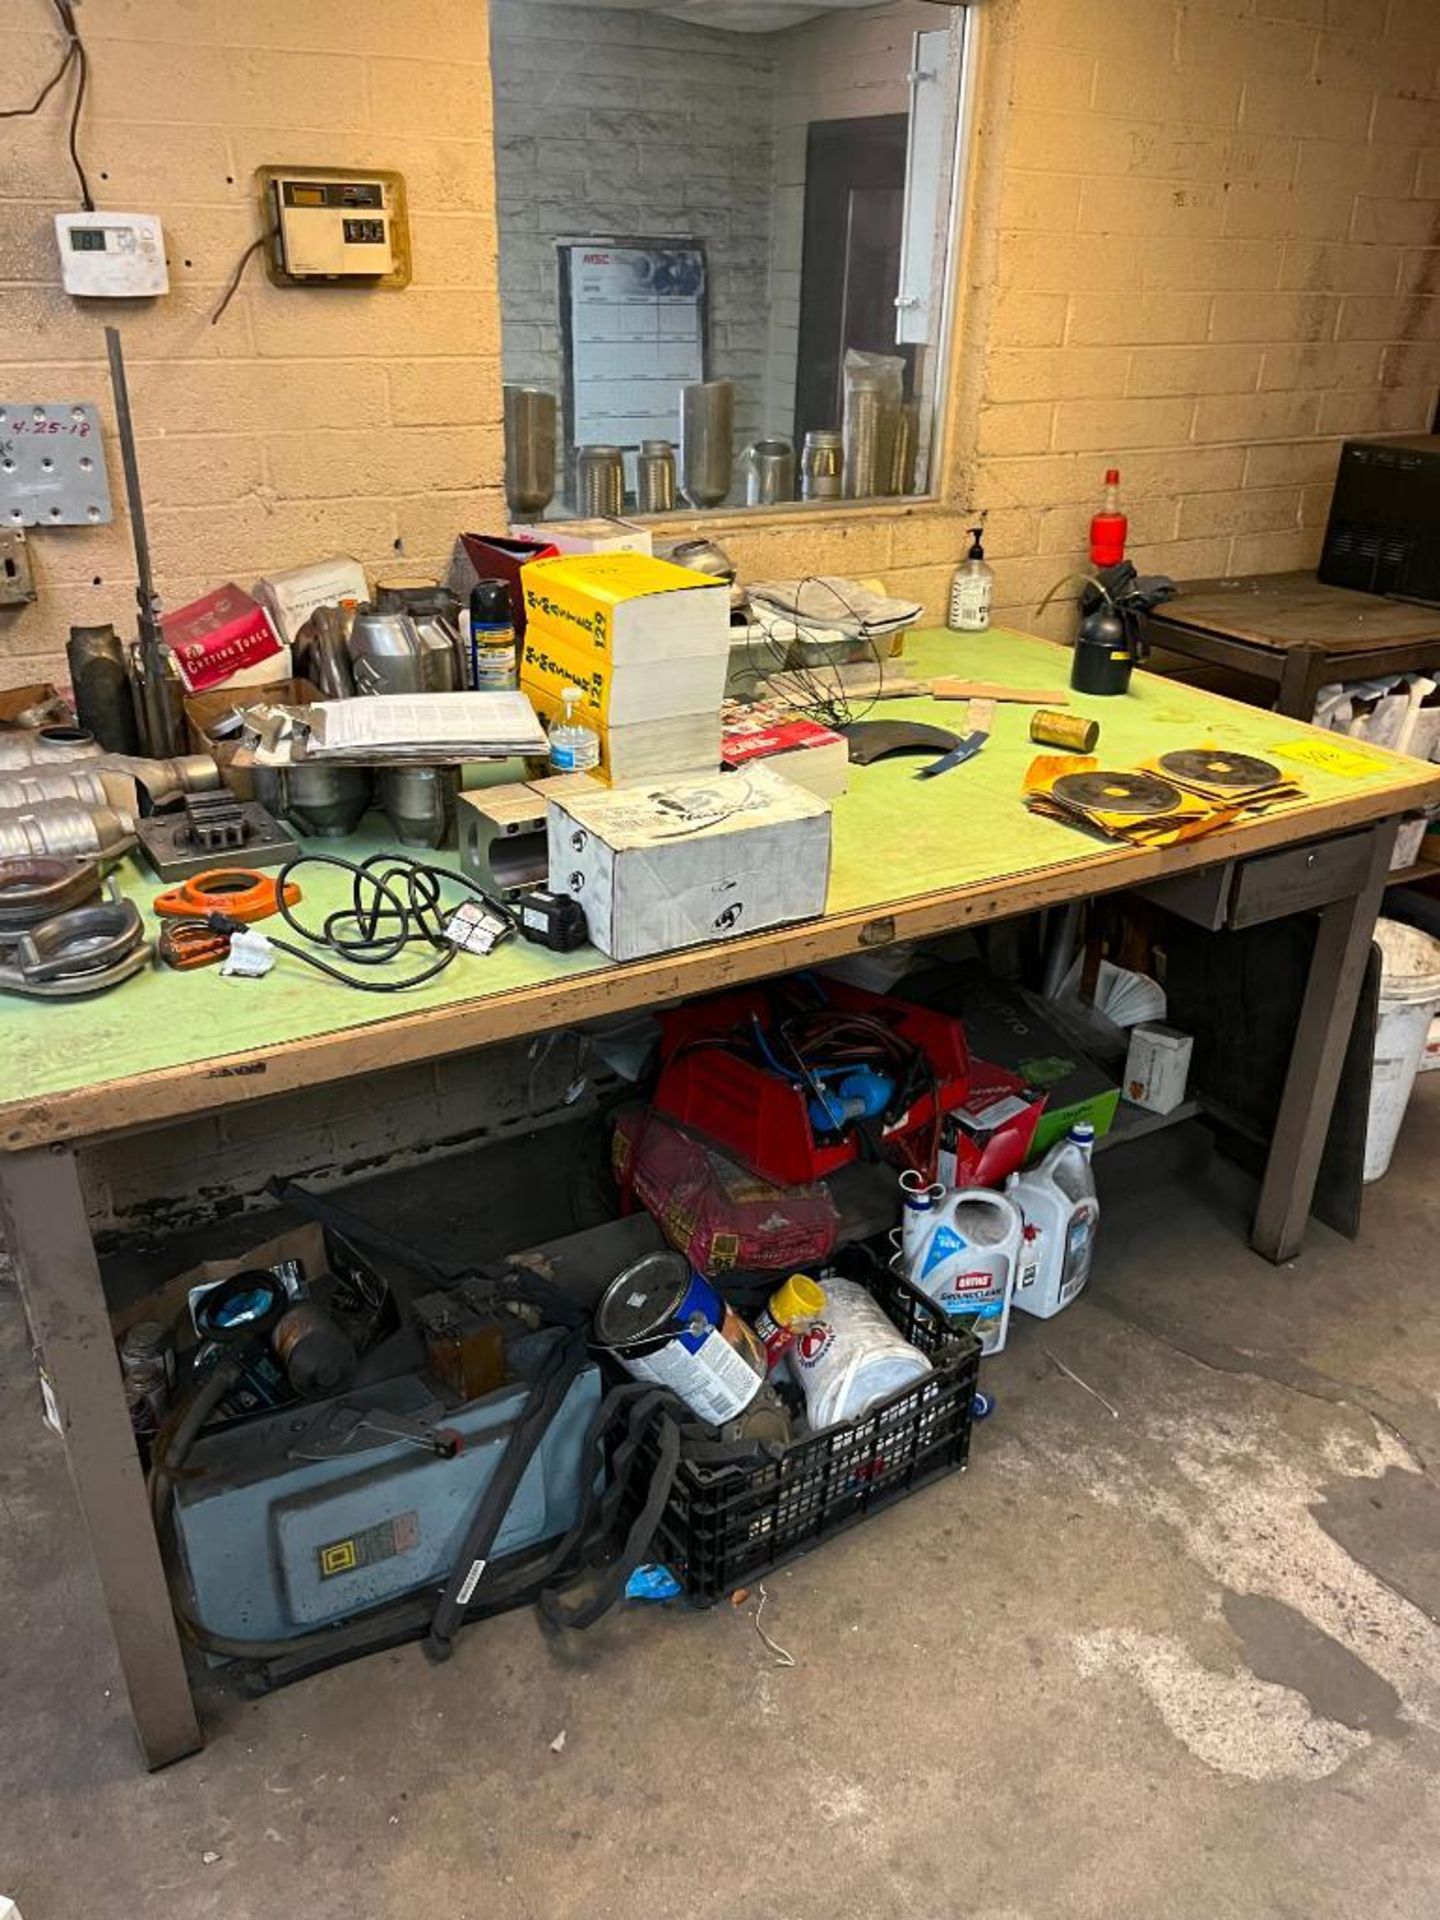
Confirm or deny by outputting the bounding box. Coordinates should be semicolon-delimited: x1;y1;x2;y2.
318;1511;420;1579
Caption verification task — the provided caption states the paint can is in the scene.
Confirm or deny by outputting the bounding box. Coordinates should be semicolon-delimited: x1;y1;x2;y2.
592;1250;766;1426
1030;708;1100;753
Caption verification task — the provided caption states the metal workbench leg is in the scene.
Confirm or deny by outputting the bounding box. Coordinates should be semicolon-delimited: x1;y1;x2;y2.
0;1144;202;1769
1251;824;1395;1263
1276;644;1323;719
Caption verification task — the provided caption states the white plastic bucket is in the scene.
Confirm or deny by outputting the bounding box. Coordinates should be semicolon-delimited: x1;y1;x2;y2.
790;1276;931;1428
1365;919;1440;1182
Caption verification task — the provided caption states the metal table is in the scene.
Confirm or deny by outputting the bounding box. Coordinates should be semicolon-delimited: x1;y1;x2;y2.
2;629;1436;1770
1143;571;1440;718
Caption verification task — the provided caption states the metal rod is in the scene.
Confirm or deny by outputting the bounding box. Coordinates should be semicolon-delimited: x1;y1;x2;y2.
105;326;183;753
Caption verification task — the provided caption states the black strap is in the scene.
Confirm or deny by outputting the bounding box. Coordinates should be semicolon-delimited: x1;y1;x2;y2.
425;1325;591;1662
268;1175;454;1290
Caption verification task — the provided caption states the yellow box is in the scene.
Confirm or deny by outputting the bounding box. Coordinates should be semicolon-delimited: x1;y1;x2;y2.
519;551;730;664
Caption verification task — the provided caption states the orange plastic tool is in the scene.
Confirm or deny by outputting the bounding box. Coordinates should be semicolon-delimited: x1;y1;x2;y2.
153;868;300;924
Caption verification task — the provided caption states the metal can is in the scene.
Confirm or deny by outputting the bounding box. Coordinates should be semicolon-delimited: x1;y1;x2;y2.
801;429;844;501
593;1250;766;1426
1030;708;1100;753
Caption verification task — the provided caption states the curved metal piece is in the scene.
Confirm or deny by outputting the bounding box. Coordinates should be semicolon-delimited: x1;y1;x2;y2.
0;897;151;998
0;855;103;931
0;801;137;861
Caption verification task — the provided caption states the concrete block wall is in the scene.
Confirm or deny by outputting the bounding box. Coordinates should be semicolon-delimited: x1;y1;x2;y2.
489;1;778;500
0;0;505;688
945;0;1440;632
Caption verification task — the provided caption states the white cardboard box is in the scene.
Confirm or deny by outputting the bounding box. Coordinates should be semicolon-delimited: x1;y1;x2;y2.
511;517;652;556
255;555;369;645
546;764;831;961
1123;1021;1193;1115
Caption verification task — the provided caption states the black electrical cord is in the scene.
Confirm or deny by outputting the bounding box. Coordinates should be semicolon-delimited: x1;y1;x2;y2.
208;851;517;993
210;231;272;326
6;1;92;209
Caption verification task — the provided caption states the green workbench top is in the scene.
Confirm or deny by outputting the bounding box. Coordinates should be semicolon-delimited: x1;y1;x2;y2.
1;628;1431;1114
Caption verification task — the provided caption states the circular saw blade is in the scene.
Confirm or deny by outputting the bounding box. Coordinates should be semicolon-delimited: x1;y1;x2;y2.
1158;749;1282;791
1051;770;1183;817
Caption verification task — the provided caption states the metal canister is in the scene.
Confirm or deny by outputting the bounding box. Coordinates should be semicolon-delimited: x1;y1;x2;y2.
67;623;141;754
637;439;677;514
801;429;843;501
504;385;557;518
592;1250;766;1427
119;1320;174;1437
743;437;795;507
377;765;458;849
889;399;920;497
680;380;734;509
575;445;625;519
1030;708;1101;753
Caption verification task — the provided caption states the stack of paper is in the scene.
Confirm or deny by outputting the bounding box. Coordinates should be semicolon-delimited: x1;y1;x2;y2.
304;692;549;763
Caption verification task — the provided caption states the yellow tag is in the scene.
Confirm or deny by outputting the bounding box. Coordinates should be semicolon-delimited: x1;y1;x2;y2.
1269;736;1393;779
320;1540;357;1577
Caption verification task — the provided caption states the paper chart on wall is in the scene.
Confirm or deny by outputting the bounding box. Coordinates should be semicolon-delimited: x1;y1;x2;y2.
561;240;706;465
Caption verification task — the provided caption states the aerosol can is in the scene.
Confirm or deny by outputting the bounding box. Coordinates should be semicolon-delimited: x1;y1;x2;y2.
900;1184;1024;1356
1007;1121;1099;1320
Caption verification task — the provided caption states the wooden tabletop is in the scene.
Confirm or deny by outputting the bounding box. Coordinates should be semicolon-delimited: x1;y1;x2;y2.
2;628;1437;1153
1154;571;1440;655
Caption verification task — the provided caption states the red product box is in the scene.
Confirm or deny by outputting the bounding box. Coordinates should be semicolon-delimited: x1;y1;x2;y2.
721;717;842;763
163;585;282;693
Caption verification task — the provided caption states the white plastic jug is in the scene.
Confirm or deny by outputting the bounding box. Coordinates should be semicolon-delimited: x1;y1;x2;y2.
903;1186;1023;1355
1007;1121;1099;1320
790;1275;932;1427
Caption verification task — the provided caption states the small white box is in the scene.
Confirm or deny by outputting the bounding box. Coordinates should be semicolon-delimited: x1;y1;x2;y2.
512;518;652;556
55;212;168;297
1123;1022;1193;1115
255;556;369;645
547;765;831;962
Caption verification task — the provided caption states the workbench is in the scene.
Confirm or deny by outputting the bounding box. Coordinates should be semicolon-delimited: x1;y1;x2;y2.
2;628;1437;1771
1143;570;1440;719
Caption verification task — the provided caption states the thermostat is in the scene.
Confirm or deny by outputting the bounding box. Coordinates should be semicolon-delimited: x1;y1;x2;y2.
54;212;169;298
258;167;411;289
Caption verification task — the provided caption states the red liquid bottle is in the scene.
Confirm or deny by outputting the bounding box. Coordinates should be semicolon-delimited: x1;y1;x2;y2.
1089;467;1128;567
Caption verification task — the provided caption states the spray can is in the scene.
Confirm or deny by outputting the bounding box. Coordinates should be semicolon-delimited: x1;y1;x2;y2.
948;526;993;633
468;578;517;690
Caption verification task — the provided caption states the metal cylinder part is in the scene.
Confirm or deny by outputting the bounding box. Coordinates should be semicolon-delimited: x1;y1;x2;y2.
680;380;734;509
127;641;187;759
801;429;844;501
743;437;796;508
889;399;920;497
293;605;356;700
843;381;886;499
378;766;458;849
574;445;625;519
277;764;373;839
346;609;427;697
0;801;136;861
636;439;677;515
504;385;558;518
0;767;113;812
67;624;142;755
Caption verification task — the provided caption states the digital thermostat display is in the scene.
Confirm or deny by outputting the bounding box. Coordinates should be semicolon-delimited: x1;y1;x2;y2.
68;228;107;252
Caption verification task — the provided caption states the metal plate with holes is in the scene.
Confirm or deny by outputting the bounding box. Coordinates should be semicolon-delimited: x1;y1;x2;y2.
0;403;112;528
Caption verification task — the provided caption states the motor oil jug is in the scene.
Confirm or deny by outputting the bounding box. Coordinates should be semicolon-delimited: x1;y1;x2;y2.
903;1185;1023;1356
1007;1121;1099;1320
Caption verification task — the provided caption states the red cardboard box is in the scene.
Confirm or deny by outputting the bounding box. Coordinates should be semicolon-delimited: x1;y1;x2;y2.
163;584;282;693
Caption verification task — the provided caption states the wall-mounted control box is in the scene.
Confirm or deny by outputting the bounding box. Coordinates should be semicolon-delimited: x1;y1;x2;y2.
258;168;411;289
54;212;169;297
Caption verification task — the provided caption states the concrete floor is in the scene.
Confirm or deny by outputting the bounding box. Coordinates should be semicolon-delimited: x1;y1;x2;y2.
3;1083;1440;1920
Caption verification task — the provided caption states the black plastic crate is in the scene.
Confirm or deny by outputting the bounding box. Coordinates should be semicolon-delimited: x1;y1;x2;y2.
647;1252;982;1601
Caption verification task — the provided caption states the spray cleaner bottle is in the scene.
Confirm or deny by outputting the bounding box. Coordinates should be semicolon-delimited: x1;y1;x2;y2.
947;525;994;633
1006;1120;1099;1320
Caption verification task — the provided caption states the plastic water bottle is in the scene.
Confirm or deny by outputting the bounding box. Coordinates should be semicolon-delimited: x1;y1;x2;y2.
548;684;601;774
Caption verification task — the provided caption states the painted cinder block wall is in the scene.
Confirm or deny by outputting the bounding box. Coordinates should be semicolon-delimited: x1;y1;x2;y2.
1;0;1438;1225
